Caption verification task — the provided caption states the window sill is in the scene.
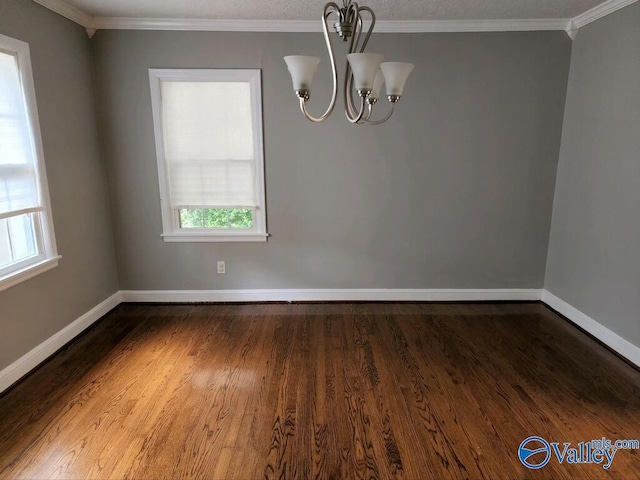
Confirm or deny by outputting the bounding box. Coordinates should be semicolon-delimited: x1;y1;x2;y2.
0;256;61;293
161;233;269;243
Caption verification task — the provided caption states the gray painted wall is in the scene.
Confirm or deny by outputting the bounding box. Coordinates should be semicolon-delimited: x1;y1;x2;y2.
92;30;571;290
0;1;119;370
545;4;640;347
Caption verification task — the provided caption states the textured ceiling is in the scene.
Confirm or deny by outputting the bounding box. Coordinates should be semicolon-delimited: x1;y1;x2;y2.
62;0;606;21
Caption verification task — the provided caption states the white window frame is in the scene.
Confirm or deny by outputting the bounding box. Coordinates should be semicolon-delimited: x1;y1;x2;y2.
0;34;59;292
149;69;268;242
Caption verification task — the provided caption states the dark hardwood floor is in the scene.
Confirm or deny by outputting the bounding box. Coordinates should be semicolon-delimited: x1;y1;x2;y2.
1;302;640;479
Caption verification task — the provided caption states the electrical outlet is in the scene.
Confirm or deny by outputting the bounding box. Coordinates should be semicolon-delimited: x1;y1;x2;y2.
217;261;225;274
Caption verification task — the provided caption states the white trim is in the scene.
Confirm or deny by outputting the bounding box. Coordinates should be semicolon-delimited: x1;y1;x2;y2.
542;290;640;368
0;292;121;393
93;18;321;32
12;35;60;263
31;0;638;36
372;19;569;33
162;233;269;243
32;0;94;29
0;34;60;289
0;256;60;293
572;0;638;30
565;19;579;40
119;288;542;303
91;17;571;33
0;206;45;221
148;68;268;243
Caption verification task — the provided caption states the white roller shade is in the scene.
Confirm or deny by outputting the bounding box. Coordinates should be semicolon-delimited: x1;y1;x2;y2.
0;51;41;219
160;81;257;208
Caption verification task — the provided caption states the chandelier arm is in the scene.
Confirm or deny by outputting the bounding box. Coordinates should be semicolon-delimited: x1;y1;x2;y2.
362;102;375;123
300;96;334;123
356;6;376;53
344;4;362;121
343;2;360;53
346;95;368;124
352;102;372;124
362;103;373;122
298;2;341;123
345;15;364;117
351;10;363;53
364;102;395;125
344;66;358;119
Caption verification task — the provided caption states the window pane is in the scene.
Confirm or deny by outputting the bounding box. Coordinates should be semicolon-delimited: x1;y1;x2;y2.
0;219;11;267
204;209;229;228
178;208;253;229
8;213;36;260
179;208;205;228
0;213;37;268
229;208;253;228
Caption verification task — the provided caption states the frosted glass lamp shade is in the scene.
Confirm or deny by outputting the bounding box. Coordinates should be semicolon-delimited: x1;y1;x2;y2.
347;53;384;91
369;70;384;101
284;55;321;91
380;62;415;96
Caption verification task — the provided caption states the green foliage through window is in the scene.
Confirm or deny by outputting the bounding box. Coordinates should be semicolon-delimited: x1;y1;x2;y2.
179;208;253;229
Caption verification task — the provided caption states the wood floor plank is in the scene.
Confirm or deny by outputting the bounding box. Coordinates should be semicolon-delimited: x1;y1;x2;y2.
1;302;640;479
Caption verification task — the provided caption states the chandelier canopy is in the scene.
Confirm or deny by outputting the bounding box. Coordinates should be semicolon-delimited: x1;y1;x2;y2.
284;1;414;125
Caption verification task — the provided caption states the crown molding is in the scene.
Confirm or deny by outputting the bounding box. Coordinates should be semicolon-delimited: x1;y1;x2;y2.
31;0;638;38
90;17;571;33
375;19;569;33
92;18;318;32
572;0;637;29
33;0;94;29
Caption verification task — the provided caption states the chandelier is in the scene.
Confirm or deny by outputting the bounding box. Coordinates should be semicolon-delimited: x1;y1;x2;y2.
284;1;414;125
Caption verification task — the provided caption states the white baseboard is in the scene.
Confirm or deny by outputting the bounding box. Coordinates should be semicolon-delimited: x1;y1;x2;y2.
0;291;122;393
4;288;636;395
119;288;543;303
542;290;640;368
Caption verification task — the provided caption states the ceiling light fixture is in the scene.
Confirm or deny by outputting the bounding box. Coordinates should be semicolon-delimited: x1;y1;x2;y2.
284;1;414;125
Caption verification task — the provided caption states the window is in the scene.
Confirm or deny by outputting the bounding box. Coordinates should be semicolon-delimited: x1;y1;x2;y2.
149;69;268;242
0;34;58;292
